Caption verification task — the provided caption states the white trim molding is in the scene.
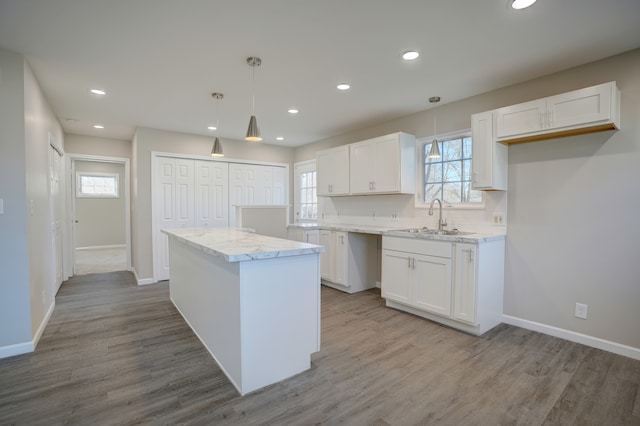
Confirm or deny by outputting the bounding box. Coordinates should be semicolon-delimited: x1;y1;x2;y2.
0;301;55;359
133;268;155;286
502;315;640;361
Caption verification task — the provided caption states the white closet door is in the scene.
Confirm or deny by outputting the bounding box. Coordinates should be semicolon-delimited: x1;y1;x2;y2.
175;159;195;229
194;160;229;228
156;157;177;281
272;166;285;204
228;163;245;227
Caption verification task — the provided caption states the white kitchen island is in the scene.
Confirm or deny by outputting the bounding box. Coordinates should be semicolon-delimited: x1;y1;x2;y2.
161;228;324;396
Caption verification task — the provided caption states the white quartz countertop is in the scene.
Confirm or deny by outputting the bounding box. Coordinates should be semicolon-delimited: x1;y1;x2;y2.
162;228;324;262
287;222;505;243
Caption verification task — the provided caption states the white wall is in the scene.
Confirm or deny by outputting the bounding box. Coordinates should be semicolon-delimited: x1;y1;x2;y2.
131;127;294;281
294;48;640;351
0;48;31;350
23;57;66;339
0;47;65;357
74;161;126;248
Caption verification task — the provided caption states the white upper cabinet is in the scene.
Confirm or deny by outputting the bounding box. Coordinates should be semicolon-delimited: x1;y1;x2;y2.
349;132;415;195
471;111;507;191
495;81;620;144
316;146;350;196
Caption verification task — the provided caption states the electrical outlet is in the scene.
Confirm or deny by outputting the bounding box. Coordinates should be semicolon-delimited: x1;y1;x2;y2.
492;213;504;225
575;303;588;320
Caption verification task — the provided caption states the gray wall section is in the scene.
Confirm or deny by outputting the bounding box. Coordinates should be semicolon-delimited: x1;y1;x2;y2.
65;134;132;159
294;48;640;349
74;161;126;247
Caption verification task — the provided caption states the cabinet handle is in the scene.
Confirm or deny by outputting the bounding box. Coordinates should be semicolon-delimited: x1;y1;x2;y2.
539;112;544;129
340;235;344;244
372;181;376;191
548;110;553;127
467;249;474;263
408;257;412;269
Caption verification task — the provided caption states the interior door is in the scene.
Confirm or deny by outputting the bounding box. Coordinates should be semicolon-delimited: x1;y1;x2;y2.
156;157;177;281
49;145;64;291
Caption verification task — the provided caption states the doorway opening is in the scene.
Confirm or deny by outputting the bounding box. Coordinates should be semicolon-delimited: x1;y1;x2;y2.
69;155;131;275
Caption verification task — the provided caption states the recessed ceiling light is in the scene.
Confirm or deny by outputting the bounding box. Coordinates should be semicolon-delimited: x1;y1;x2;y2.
402;51;419;61
90;89;106;95
207;126;217;131
337;83;350;91
511;0;536;9
288;109;299;114
93;124;104;129
276;137;284;141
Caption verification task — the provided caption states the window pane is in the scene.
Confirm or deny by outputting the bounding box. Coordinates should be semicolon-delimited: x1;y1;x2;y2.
425;183;442;201
443;182;462;203
443;161;462;182
463;137;472;158
463;160;471;181
441;138;461;161
425;162;442;183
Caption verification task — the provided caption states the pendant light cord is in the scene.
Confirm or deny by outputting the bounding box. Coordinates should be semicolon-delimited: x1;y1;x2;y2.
252;64;256;114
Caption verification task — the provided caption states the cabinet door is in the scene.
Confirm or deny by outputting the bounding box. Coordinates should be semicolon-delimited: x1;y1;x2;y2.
333;231;348;286
547;83;612;131
453;243;477;324
381;250;412;304
472;111;507;191
413;254;452;317
156;157;177;281
349;141;374;193
316;151;333;196
305;230;320;244
372;135;400;193
332;147;350;195
320;230;333;281
495;99;546;138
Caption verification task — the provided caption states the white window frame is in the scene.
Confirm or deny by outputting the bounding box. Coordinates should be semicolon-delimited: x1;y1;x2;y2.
76;172;120;198
416;129;484;210
293;160;318;222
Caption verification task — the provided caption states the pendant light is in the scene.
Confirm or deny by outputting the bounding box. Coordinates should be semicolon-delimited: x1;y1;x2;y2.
245;56;262;142
428;96;441;158
210;92;224;157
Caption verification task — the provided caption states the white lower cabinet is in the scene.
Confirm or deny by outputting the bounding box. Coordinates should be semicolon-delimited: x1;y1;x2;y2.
381;237;452;317
288;227;320;244
320;229;378;293
382;236;504;335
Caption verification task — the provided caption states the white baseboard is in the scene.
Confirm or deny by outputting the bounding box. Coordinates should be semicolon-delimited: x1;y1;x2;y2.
33;300;55;348
0;341;34;359
76;244;126;250
132;267;155;286
0;301;54;359
502;315;640;361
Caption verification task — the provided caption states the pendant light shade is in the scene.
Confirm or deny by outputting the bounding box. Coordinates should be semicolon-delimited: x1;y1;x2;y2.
245;57;262;142
428;138;441;158
211;136;223;157
428;96;441;159
211;92;224;157
246;115;261;142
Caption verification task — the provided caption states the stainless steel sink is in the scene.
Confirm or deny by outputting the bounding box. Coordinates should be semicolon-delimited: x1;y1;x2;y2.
395;228;474;236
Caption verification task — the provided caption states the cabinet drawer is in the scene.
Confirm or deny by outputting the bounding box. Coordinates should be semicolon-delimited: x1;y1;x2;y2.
383;236;452;258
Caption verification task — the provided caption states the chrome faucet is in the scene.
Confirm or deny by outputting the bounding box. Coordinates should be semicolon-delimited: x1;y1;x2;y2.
428;198;447;231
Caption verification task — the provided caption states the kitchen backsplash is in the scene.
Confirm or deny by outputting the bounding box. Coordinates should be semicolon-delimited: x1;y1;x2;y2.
319;191;507;234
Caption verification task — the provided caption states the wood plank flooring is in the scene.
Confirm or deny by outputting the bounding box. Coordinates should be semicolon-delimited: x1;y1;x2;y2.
1;271;639;425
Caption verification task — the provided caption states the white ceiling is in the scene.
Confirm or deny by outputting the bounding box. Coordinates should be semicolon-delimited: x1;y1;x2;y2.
1;0;639;147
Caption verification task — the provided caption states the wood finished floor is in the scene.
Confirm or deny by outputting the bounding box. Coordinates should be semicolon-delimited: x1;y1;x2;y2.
1;272;639;425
